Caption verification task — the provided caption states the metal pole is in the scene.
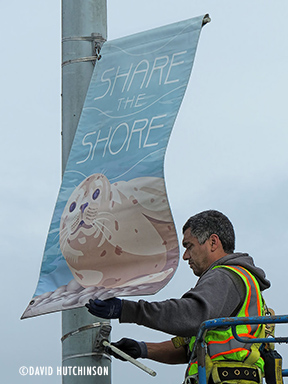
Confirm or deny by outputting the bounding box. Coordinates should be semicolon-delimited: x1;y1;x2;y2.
61;1;109;383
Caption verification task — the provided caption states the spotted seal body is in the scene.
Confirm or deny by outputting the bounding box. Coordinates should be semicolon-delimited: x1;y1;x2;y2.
60;173;177;288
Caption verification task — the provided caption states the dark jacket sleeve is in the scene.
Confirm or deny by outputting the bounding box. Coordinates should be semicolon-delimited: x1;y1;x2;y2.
119;268;246;337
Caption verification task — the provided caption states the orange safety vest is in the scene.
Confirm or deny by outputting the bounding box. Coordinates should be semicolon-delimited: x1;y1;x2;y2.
187;265;265;377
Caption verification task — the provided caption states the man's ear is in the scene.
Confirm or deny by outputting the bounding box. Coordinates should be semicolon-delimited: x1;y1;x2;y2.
209;234;220;251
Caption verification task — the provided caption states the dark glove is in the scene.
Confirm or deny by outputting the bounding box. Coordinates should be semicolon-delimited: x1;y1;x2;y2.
85;298;122;319
106;337;148;361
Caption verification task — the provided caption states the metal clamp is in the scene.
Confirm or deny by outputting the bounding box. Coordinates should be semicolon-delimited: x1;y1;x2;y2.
61;321;110;342
62;33;106;67
62;352;111;363
202;14;211;26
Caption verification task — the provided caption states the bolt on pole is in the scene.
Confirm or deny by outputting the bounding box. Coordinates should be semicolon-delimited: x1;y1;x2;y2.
61;1;110;383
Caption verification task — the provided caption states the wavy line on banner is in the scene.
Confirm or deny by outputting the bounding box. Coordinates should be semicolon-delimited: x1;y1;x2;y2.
108;22;194;57
62;148;165;185
86;84;186;119
109;147;165;181
64;170;88;178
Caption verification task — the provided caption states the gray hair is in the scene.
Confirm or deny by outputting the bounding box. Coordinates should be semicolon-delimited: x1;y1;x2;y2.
182;210;235;254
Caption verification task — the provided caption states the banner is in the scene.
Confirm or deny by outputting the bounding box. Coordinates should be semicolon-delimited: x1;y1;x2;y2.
22;15;207;318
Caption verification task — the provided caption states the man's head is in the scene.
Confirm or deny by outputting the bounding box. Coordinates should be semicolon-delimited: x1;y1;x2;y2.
182;210;235;276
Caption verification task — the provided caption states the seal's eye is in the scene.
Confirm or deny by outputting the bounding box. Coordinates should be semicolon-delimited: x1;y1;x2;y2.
92;188;100;200
69;202;76;212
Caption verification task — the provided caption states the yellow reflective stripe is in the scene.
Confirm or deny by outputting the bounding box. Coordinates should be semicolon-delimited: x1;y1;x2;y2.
188;361;198;375
189;336;196;352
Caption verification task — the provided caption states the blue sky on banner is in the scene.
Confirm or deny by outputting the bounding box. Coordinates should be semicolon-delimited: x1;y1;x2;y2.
31;16;204;299
2;1;288;384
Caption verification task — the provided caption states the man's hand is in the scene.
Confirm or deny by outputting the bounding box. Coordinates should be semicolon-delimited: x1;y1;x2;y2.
85;298;122;319
106;338;148;361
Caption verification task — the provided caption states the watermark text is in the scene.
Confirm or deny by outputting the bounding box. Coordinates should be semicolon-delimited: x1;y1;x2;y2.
19;366;109;376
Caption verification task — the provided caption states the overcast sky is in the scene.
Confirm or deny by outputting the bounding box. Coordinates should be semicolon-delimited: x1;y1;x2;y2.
2;1;288;383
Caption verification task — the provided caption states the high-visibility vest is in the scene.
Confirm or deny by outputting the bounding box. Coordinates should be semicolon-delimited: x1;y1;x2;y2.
187;265;265;377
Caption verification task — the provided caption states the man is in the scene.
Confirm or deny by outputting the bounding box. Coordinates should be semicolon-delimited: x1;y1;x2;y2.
86;210;271;383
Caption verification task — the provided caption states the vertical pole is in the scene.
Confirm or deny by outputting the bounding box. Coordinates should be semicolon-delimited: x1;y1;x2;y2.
61;1;110;383
197;342;206;384
62;0;107;170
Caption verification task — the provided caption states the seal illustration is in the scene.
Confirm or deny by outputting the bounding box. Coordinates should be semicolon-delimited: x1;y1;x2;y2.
59;173;178;288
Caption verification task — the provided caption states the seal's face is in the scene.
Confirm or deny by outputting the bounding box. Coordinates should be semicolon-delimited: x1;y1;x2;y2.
59;173;175;288
60;174;111;249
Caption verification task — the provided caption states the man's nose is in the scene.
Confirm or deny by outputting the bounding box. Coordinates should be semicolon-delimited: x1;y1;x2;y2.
182;249;190;260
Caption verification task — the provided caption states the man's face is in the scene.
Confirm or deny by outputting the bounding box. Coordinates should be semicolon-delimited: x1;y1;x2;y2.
182;228;211;276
